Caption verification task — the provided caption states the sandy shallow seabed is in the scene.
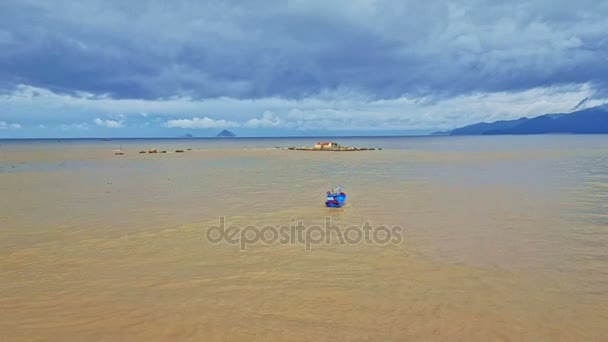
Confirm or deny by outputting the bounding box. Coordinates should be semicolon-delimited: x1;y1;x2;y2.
1;141;608;341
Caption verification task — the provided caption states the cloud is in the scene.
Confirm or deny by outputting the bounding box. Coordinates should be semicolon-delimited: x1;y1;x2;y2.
94;118;124;128
2;82;608;136
164;117;239;129
572;97;590;111
163;112;285;130
0;0;607;101
244;111;283;128
3;1;608;137
0;121;21;130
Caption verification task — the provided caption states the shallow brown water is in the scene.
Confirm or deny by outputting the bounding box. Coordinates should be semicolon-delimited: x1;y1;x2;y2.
1;136;607;341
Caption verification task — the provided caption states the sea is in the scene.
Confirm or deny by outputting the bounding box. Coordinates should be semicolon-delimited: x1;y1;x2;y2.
1;135;607;340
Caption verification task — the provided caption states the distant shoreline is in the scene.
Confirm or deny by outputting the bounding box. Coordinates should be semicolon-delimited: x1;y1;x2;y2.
4;133;608;141
0;134;438;141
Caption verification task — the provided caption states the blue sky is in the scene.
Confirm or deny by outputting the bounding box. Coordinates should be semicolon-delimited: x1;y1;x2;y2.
1;0;607;137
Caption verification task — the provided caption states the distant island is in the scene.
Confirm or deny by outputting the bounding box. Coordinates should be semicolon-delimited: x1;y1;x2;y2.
180;133;194;138
434;105;608;135
284;141;379;152
217;129;236;137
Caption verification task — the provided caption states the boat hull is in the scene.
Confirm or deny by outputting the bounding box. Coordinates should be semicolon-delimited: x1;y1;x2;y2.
325;193;346;208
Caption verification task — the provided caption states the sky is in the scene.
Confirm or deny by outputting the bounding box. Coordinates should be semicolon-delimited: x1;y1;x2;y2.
1;0;607;138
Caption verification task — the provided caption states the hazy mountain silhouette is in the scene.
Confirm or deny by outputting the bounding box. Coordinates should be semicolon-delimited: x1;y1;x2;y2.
434;105;608;135
217;129;236;137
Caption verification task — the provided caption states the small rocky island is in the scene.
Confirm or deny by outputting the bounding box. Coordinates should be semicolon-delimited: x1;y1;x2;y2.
217;129;236;137
114;147;195;155
286;141;379;151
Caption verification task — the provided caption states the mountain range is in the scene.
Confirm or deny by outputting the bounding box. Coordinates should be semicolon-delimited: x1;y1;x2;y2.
434;105;608;135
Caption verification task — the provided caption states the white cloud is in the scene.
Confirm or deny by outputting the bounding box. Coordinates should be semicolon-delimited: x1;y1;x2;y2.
2;83;608;133
94;118;124;128
0;121;21;130
244;111;283;128
164;117;239;129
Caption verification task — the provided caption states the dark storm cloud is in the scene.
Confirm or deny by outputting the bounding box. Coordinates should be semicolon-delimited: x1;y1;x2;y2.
1;0;607;100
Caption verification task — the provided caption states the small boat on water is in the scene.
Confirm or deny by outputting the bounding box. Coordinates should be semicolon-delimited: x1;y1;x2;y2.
325;186;347;208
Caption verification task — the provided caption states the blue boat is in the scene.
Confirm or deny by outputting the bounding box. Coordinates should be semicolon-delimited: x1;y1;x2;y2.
325;186;347;208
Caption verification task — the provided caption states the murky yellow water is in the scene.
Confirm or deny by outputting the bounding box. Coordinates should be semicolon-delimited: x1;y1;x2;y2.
1;137;607;341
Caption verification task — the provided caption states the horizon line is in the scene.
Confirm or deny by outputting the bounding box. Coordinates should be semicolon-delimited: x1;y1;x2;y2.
0;133;441;141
